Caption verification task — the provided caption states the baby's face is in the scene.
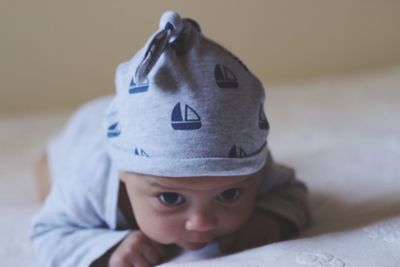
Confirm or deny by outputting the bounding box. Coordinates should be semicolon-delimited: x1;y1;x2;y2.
119;171;261;251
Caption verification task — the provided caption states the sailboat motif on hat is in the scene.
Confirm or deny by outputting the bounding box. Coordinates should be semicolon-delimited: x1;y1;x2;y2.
228;145;247;158
258;104;269;130
129;78;149;94
171;103;202;130
107;122;121;138
214;64;238;88
134;148;149;157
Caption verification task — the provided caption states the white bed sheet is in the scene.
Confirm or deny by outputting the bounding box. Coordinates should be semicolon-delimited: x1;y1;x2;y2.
1;66;399;267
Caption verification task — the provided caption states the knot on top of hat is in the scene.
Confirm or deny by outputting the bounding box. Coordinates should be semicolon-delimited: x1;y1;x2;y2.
135;10;184;84
159;11;183;43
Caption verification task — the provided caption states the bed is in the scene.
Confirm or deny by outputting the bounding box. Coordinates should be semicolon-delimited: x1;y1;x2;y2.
1;66;399;267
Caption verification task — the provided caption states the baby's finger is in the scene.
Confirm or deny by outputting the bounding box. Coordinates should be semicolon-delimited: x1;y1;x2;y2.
148;240;168;260
140;242;161;265
130;253;150;267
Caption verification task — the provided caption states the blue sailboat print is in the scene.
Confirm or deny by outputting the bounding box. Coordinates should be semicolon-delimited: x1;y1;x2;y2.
134;148;149;157
228;145;248;158
129;78;149;94
258;104;269;130
107;122;121;138
171;103;202;130
214;64;238;88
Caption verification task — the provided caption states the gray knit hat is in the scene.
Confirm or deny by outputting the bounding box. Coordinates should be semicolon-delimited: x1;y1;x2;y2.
104;11;269;177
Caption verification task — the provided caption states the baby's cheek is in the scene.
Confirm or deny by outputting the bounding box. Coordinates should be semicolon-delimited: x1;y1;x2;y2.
220;203;255;234
138;213;181;244
130;199;178;244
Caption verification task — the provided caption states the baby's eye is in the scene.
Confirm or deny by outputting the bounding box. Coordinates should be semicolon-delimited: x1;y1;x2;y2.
158;192;185;206
217;188;241;202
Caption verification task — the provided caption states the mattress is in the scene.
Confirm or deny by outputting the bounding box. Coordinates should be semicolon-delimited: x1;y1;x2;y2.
1;66;399;267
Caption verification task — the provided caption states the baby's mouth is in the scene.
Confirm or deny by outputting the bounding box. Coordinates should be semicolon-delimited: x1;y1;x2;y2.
187;235;215;244
184;236;215;250
184;241;209;250
187;238;213;244
182;231;216;250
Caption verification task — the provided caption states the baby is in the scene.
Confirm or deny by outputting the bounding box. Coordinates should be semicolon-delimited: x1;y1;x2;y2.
30;11;310;267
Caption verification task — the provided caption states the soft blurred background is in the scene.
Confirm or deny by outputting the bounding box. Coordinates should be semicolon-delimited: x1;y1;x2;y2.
1;1;400;266
1;0;400;115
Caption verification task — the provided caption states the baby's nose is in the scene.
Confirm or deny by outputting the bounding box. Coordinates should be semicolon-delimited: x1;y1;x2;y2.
185;209;217;232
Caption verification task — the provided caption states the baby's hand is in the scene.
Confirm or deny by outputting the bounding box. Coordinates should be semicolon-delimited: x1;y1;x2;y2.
218;209;282;254
109;230;167;267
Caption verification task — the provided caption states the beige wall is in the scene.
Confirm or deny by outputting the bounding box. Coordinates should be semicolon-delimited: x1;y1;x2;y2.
1;1;400;115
